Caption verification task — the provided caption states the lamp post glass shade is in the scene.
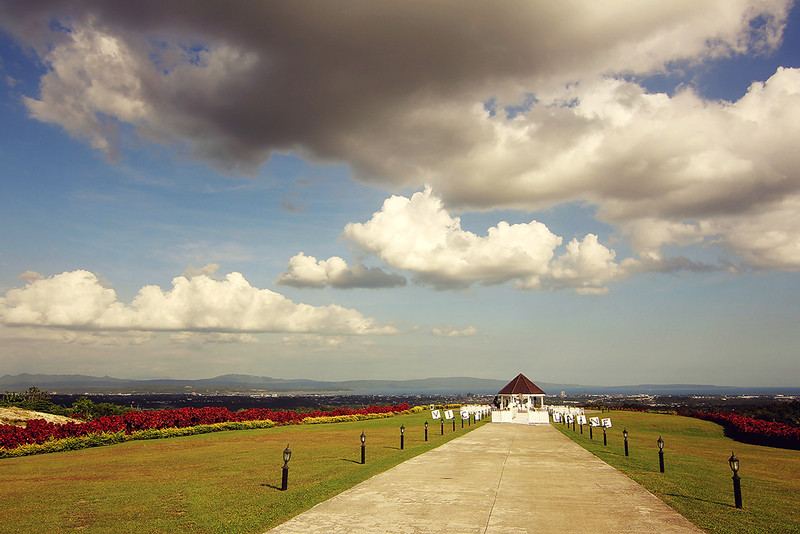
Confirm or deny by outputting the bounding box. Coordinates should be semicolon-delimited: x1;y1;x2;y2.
657;436;664;450
283;444;292;464
623;429;628;439
729;452;740;473
360;431;366;444
401;425;405;434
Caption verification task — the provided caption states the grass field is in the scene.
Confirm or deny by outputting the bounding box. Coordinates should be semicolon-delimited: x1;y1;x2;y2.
552;410;800;534
0;411;487;533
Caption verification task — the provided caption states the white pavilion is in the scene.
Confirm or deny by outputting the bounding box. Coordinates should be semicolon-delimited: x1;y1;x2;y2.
491;373;549;424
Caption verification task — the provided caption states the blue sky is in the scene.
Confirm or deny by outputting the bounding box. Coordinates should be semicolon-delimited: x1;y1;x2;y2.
0;1;798;387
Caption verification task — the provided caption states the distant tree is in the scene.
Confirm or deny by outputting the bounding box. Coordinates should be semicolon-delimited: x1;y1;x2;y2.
70;397;95;419
91;402;131;418
69;397;131;420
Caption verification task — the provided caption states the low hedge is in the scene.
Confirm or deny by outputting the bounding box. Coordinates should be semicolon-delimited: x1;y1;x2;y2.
0;420;276;459
301;413;396;425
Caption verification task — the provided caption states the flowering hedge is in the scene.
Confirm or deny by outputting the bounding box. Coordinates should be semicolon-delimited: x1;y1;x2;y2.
692;412;800;450
0;403;411;455
0;421;278;459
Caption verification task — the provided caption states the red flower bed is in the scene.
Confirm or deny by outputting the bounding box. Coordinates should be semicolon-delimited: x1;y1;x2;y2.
692;412;800;450
0;403;410;450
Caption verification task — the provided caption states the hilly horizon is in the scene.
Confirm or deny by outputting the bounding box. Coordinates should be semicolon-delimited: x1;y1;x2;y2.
2;373;799;396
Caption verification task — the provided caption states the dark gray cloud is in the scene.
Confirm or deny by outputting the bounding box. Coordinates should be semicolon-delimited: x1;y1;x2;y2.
328;264;407;289
1;0;785;176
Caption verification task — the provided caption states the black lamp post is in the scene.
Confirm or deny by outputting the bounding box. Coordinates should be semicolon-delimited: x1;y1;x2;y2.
572;418;576;432
657;436;665;473
589;425;593;440
360;431;366;464
729;452;742;509
623;429;629;457
452;416;456;431
281;444;292;491
400;424;405;450
424;420;428;442
603;425;607;446
441;418;444;435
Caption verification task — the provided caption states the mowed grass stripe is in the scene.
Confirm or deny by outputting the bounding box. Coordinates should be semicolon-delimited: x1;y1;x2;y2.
552;410;800;534
1;411;487;533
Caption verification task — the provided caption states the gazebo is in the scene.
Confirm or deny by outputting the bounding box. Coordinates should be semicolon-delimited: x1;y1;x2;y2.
491;373;548;424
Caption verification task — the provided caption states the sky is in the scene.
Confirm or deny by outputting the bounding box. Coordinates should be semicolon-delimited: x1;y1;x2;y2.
0;1;799;387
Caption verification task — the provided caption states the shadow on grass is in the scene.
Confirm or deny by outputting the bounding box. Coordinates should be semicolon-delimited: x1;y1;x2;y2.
666;493;733;508
260;483;284;491
340;458;361;464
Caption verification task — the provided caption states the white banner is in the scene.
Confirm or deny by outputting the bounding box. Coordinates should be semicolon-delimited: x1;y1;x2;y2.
431;409;441;420
461;410;470;419
577;415;587;425
552;412;562;422
589;417;601;427
602;418;612;428
475;412;481;421
444;410;454;420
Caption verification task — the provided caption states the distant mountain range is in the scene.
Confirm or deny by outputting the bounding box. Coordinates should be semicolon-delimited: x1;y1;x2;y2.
1;373;799;396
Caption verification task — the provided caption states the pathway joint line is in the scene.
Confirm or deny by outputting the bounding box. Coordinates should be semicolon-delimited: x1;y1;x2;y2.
483;423;517;534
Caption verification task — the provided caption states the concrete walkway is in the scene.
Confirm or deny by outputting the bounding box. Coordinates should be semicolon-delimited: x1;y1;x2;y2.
265;423;704;533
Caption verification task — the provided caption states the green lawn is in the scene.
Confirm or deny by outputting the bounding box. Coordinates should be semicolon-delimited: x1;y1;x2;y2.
552;410;800;534
0;411;487;533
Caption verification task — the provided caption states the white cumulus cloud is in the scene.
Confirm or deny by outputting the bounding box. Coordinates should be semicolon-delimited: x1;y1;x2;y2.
538;234;624;295
276;253;406;289
0;270;397;336
342;188;632;293
342;187;563;290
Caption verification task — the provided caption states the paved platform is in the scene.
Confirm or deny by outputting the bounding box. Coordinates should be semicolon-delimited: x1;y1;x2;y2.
265;423;704;533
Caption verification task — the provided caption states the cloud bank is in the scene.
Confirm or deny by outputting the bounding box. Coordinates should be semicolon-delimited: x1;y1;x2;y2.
0;270;396;335
1;1;798;271
279;188;721;293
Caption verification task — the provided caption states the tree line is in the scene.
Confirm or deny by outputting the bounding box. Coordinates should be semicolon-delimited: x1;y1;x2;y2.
1;387;131;420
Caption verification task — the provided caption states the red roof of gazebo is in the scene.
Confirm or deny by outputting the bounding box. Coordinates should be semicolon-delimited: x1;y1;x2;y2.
497;373;546;395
